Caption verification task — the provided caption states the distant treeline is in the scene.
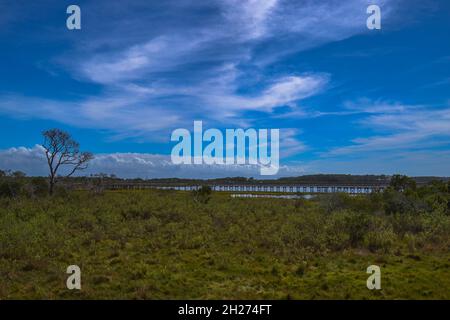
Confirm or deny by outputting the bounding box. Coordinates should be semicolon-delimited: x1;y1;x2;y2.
70;174;449;187
135;175;393;186
0;170;450;193
1;170;450;190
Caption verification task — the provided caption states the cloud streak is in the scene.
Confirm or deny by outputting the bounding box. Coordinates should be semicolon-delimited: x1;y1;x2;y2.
325;100;450;156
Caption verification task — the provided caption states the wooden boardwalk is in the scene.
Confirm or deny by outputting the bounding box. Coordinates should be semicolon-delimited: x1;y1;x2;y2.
105;183;386;194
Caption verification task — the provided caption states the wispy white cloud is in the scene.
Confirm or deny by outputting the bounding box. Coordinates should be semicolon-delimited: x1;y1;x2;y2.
81;35;209;84
0;73;327;143
0;94;182;140
325;100;450;156
200;74;329;116
280;128;308;158
221;0;278;40
305;149;450;176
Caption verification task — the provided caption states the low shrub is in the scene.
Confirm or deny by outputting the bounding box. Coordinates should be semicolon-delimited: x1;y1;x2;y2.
364;218;396;253
0;180;23;198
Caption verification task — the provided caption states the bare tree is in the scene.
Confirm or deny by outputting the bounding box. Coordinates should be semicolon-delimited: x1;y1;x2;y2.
42;129;93;195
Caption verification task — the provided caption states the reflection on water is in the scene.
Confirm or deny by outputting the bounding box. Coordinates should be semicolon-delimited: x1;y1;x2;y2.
231;194;315;199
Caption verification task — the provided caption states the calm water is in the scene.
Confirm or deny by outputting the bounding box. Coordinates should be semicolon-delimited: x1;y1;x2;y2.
231;194;315;199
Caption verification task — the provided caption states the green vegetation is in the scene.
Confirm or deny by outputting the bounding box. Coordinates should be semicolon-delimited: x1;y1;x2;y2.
0;175;449;299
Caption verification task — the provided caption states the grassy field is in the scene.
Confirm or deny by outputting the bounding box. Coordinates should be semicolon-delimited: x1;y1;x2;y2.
0;189;449;299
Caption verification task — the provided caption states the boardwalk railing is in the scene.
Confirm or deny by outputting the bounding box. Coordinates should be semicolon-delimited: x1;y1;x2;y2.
105;184;385;194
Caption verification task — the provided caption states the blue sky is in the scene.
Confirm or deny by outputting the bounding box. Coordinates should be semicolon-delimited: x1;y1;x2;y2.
0;0;449;178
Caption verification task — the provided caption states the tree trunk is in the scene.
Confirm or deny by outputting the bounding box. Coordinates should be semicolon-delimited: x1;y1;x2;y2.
49;176;55;195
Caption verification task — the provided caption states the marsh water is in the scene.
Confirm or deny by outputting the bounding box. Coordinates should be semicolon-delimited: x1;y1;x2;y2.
230;194;315;199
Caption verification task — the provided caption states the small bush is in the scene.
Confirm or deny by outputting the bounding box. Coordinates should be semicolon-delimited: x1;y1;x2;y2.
316;193;351;213
383;189;428;215
0;180;23;198
343;211;371;247
364;219;396;253
192;186;212;204
27;177;49;197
